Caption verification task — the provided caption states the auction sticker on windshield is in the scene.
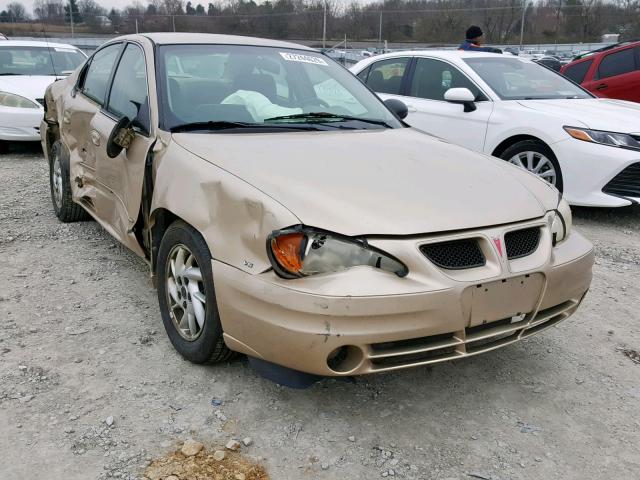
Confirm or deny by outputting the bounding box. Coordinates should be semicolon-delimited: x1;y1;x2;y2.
280;52;328;66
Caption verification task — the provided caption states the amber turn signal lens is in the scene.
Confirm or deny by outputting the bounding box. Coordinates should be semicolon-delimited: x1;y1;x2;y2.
564;127;592;142
270;232;305;274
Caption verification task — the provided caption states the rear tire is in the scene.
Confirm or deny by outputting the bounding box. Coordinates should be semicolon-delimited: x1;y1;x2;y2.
157;220;234;364
499;140;564;193
49;140;90;222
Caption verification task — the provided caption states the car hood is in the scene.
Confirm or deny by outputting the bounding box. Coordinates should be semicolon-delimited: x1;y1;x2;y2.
516;98;640;134
0;75;61;102
173;128;556;236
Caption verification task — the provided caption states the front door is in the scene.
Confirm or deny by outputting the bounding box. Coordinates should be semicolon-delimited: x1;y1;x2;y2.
401;57;493;152
89;42;154;257
587;46;640;103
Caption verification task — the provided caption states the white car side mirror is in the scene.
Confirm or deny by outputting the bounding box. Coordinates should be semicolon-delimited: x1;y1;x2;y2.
444;88;477;112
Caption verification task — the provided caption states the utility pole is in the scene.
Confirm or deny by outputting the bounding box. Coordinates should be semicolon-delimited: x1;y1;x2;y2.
172;15;176;32
69;1;75;38
378;10;383;50
322;1;327;49
135;17;139;34
519;0;526;51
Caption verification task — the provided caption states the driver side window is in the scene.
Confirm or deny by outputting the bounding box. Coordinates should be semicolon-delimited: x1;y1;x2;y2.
106;43;149;122
409;58;482;101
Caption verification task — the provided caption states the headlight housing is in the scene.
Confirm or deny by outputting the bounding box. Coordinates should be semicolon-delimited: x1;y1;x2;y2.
0;91;39;109
564;126;640;151
550;198;572;246
267;227;408;279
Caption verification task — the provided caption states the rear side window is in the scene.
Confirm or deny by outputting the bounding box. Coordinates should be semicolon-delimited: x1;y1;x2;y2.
409;58;481;101
563;59;592;84
82;43;121;105
106;43;148;121
598;48;636;79
364;58;409;95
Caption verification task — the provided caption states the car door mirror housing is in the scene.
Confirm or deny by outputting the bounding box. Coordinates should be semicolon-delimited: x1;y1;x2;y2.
384;98;408;119
106;116;135;158
444;88;477;112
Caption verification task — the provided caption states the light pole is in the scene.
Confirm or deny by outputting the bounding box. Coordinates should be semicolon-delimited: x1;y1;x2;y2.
519;0;527;51
69;1;75;38
322;1;327;49
378;10;383;50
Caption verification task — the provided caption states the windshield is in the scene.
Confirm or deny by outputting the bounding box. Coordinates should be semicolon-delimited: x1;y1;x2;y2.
158;44;402;131
464;57;592;100
0;46;86;76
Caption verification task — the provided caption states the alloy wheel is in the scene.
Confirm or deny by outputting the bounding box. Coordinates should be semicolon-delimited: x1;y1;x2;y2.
52;152;63;209
165;244;206;341
508;151;557;186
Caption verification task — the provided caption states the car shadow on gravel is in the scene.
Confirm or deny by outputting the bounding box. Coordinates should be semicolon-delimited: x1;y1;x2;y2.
572;204;640;226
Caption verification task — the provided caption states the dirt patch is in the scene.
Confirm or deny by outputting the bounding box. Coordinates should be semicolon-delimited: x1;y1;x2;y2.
144;445;269;480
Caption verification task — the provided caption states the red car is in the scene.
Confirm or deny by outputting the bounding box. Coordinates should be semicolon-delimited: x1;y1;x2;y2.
561;41;640;103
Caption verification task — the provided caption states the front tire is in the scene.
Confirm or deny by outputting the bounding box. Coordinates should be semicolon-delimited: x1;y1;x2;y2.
500;140;563;192
157;220;233;364
49;141;90;222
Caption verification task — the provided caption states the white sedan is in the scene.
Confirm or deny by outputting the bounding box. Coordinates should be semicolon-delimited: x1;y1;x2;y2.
0;40;86;149
351;51;640;207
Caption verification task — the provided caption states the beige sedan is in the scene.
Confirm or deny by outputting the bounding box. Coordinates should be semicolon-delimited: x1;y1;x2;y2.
41;33;594;384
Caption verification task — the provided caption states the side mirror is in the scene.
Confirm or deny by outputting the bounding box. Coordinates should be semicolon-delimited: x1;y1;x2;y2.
444;88;477;112
105;98;150;158
384;98;408;119
106;116;134;158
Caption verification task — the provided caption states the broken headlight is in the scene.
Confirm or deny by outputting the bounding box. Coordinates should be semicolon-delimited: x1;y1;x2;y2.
550;198;572;246
267;227;408;279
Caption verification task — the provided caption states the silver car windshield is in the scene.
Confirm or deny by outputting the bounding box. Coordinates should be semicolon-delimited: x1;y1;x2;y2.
464;57;592;100
0;46;85;76
158;44;402;130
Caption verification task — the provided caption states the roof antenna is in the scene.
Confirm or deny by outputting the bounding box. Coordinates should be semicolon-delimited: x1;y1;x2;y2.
40;20;58;76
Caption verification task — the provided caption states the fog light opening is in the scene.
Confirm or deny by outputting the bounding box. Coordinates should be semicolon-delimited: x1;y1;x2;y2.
326;345;364;374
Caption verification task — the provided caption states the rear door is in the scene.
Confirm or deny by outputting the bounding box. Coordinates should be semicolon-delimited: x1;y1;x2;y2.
64;42;123;207
89;41;155;257
400;57;493;152
589;46;639;102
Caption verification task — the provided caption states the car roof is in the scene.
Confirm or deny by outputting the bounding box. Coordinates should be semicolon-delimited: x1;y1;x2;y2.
364;49;530;63
0;40;80;49
122;32;314;51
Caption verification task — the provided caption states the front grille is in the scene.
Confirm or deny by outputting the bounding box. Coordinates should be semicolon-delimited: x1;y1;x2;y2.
420;238;485;270
35;98;45;107
603;162;640;198
504;227;541;260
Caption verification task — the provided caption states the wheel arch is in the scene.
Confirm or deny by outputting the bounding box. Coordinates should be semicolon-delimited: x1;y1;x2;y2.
491;134;551;158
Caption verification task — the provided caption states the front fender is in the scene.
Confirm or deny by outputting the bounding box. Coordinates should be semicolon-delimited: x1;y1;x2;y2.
150;141;301;275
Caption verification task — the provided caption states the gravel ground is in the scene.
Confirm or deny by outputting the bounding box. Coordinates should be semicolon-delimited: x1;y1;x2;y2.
1;144;639;480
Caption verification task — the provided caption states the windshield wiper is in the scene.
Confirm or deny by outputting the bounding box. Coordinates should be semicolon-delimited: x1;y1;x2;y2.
169;120;320;133
264;112;392;128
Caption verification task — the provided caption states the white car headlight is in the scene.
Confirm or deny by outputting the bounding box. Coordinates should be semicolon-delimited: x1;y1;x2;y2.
267;227;408;279
551;198;572;246
0;91;39;109
564;126;640;151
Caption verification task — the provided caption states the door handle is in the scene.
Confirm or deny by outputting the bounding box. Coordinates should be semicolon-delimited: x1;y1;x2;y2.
595;83;608;90
90;129;101;146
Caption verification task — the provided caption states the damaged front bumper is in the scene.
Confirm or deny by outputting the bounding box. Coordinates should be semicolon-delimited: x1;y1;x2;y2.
213;216;594;376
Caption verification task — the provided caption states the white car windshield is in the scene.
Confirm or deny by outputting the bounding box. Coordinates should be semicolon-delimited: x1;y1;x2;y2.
159;44;402;131
0;45;85;76
464;57;592;100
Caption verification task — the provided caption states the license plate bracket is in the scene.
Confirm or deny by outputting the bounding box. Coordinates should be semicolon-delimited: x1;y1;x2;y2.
469;273;544;328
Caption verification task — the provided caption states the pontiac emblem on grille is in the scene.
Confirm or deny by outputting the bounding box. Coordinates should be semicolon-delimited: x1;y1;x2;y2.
493;237;503;257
